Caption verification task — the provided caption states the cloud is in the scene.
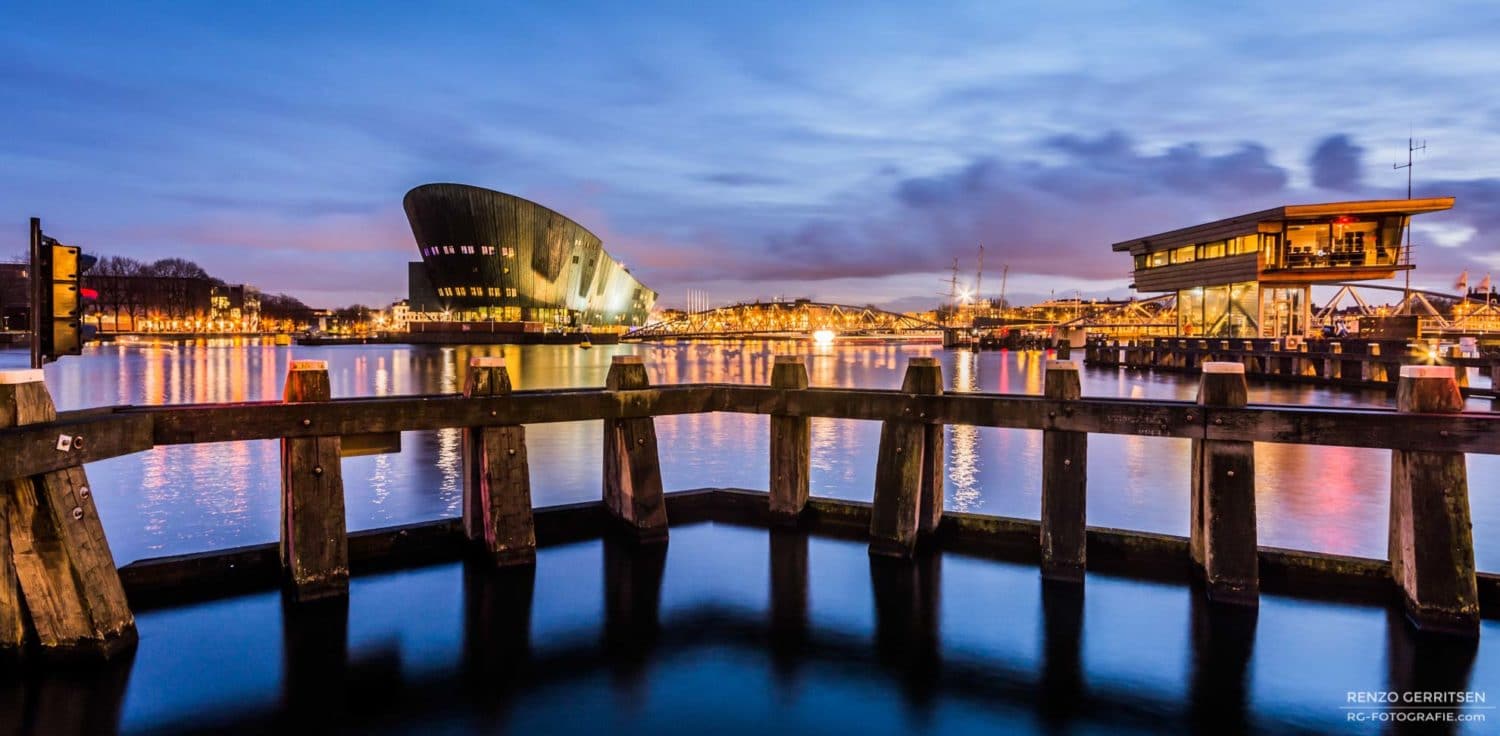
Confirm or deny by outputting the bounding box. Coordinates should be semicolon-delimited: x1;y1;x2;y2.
698;172;789;187
1308;134;1364;191
664;131;1297;286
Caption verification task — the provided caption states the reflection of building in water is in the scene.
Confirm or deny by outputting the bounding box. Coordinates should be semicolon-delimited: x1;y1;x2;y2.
947;351;982;512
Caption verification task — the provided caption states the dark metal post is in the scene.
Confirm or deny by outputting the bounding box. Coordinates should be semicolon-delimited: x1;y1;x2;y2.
29;217;40;370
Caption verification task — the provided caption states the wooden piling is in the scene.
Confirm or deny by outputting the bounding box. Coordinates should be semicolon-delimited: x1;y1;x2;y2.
280;360;348;601
1389;366;1478;636
1191;362;1258;606
869;358;943;558
463;357;536;566
1363;343;1387;383
769;356;811;522
1041;360;1087;582
0;369;136;658
604;356;668;541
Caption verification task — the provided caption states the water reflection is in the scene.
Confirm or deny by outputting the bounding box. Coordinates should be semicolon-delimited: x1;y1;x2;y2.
0;527;1492;734
5;340;1500;571
947;351;982;512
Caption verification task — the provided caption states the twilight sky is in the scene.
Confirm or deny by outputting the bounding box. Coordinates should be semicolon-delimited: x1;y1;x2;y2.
4;1;1499;310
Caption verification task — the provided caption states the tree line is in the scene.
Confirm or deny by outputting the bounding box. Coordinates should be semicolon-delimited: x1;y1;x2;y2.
79;255;316;331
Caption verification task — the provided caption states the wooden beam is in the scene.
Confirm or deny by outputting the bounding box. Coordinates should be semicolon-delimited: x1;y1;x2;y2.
869;358;943;558
1192;363;1258;606
0;370;136;659
1041;360;1087;582
768;357;810;522
603;357;668;541
1390;366;1477;636
462;357;535;567
280;361;348;602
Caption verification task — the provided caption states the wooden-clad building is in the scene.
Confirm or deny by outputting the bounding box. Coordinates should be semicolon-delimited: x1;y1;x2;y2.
1112;198;1455;338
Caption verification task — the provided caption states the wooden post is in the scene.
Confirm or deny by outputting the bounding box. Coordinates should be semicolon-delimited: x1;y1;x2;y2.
463;357;536;566
769;356;811;522
280;360;348;601
1041;360;1087;582
1363;343;1386;382
604;356;667;541
1389;366;1477;636
1191;362;1258;606
0;369;135;658
869;358;943;558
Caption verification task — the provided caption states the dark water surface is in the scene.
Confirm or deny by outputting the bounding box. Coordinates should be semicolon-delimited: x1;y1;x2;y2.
6;525;1497;734
3;340;1499;734
3;339;1497;569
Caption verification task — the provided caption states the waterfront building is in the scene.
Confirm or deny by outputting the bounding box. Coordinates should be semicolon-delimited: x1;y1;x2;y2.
1112;197;1454;338
209;284;260;331
404;183;657;327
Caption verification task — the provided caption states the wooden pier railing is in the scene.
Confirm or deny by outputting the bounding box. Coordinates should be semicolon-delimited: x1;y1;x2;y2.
1;353;1497;660
1086;336;1500;404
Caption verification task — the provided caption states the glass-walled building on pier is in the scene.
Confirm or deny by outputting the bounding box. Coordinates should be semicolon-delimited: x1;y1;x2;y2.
1111;198;1454;338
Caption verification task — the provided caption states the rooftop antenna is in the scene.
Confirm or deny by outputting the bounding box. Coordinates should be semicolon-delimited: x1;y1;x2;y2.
1394;135;1426;313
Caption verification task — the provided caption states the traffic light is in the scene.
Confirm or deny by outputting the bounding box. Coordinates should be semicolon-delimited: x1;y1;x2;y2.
30;218;94;365
36;237;84;362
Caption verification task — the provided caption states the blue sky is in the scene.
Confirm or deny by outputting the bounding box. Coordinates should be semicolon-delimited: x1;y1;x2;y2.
3;1;1498;309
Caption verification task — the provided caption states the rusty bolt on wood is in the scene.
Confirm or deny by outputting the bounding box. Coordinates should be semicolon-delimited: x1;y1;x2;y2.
72;436;84;451
71;507;83;520
79;486;90;499
313;466;324;476
301;418;311;427
1214;417;1223;425
1185;413;1196;422
507;448;516;456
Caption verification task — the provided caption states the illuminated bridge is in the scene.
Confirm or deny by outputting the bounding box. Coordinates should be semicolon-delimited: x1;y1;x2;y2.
627;300;942;340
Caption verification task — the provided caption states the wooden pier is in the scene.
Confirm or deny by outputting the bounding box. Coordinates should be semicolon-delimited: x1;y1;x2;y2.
1;353;1498;662
1086;336;1500;404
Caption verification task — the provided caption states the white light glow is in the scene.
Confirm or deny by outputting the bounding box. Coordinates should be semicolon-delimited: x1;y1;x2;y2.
812;329;836;345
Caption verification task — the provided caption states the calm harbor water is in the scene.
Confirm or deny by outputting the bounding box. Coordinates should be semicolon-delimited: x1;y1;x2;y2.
4;339;1499;735
4;338;1498;570
8;525;1500;734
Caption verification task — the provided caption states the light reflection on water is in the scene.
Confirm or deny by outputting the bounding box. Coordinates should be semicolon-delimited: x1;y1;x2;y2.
5;339;1498;571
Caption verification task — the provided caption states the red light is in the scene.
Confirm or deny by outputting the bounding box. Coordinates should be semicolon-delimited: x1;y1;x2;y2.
1333;215;1353;223
80;288;99;299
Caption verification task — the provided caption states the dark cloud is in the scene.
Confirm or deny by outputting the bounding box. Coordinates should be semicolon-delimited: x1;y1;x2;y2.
631;131;1308;287
1308;134;1364;191
1040;132;1287;199
699;172;789;187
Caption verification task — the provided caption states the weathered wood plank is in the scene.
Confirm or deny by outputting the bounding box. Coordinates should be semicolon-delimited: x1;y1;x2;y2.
1390;366;1477;636
869;358;942;558
0;411;153;481
768;357;810;522
1041;360;1087;582
462;356;536;566
1192;363;1258;606
1;372;136;659
603;357;668;540
280;362;348;601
